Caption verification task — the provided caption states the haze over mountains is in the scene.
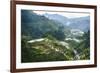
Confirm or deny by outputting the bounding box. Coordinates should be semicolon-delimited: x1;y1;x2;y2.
21;10;90;62
21;10;90;40
44;13;90;32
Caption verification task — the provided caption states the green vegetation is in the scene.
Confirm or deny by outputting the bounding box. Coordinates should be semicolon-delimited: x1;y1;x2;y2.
21;10;90;63
21;35;74;62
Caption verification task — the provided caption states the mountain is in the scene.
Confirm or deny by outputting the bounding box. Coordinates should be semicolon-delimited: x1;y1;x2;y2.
44;13;68;25
69;16;90;32
21;10;90;62
44;13;90;32
21;10;90;40
21;10;60;39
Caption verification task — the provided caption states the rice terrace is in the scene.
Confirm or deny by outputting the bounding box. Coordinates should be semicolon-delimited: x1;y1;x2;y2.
21;10;90;63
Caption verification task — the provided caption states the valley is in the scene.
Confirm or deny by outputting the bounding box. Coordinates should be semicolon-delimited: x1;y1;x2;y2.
21;10;90;63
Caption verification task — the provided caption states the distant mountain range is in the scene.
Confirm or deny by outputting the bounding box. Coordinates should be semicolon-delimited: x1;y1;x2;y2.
21;10;90;40
44;13;68;25
44;13;90;32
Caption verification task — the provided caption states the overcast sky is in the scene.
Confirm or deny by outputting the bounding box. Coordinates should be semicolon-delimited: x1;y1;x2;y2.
33;11;90;18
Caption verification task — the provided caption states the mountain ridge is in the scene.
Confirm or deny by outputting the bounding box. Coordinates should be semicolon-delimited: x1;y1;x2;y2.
44;13;90;32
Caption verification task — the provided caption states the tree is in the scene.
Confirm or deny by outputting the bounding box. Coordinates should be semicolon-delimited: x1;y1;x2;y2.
49;26;66;41
75;30;90;60
21;38;33;62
